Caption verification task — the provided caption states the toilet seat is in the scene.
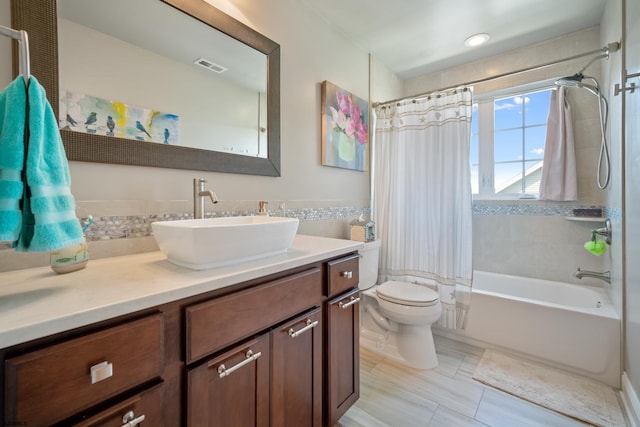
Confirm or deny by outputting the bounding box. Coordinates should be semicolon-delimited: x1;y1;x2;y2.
376;281;439;307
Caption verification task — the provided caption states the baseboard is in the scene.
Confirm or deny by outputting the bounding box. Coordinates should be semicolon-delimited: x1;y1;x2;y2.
621;372;640;427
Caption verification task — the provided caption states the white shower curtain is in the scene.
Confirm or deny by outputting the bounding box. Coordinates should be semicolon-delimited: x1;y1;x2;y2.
373;88;473;329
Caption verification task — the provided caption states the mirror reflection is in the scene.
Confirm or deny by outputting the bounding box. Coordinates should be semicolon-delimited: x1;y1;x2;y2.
57;0;268;158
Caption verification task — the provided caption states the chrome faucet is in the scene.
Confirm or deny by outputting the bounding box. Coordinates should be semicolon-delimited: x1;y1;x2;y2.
574;268;611;284
193;178;218;219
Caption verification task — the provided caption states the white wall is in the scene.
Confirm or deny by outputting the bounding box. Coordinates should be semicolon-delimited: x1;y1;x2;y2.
370;55;404;105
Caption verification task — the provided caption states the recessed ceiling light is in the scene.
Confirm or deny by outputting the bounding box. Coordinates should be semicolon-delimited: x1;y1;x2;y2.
464;33;490;47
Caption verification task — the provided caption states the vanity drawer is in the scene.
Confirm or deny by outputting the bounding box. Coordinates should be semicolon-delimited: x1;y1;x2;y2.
186;266;322;364
73;382;164;427
326;254;360;296
4;314;163;427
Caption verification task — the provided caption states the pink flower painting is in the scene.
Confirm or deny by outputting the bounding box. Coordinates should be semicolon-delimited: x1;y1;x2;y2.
321;81;369;171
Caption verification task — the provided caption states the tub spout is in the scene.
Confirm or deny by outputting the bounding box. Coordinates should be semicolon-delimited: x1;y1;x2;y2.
574;268;611;284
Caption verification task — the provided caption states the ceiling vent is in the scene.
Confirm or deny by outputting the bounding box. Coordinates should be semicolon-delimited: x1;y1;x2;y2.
193;57;227;73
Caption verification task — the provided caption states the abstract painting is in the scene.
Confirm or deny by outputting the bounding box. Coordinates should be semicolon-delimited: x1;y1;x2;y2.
321;80;369;171
61;91;179;145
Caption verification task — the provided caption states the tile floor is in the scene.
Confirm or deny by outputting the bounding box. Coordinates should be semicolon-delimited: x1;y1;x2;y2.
335;335;620;427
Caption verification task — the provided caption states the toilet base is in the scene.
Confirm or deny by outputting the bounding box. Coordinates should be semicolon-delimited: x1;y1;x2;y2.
360;323;438;370
397;324;438;369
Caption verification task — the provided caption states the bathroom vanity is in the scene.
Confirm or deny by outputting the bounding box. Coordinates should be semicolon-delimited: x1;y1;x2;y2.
0;235;362;426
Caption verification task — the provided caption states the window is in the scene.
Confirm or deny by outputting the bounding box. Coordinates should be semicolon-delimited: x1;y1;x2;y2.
471;84;553;198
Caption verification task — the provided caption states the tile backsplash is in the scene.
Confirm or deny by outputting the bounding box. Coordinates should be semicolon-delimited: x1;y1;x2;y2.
0;201;370;272
82;205;371;242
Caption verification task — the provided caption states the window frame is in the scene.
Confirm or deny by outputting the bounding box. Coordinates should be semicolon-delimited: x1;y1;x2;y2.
472;79;558;200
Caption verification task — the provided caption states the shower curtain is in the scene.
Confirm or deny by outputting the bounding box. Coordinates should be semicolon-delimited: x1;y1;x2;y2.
539;87;577;201
373;88;473;329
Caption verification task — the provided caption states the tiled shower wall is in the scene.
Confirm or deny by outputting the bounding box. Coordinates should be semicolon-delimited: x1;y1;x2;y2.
473;201;614;285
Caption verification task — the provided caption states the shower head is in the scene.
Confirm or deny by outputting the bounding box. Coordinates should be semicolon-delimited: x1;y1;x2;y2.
555;73;601;96
555;71;611;189
555;73;585;87
554;42;619;190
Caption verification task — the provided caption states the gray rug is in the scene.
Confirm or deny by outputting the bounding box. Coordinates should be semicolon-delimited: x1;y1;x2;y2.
473;350;626;427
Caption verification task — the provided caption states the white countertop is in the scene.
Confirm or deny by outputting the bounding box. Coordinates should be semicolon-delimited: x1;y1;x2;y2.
0;235;363;349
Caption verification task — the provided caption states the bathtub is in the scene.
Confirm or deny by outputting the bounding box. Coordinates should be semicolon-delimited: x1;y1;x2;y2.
439;270;621;387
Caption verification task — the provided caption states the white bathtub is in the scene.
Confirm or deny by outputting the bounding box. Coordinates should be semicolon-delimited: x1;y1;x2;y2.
439;270;621;387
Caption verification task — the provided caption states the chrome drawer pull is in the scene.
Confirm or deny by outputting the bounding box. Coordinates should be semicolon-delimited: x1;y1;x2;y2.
121;410;145;427
217;350;262;378
288;319;318;338
338;296;360;309
90;361;113;384
340;271;353;279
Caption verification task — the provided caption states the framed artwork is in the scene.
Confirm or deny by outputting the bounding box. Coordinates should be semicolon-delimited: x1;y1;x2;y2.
61;91;179;145
321;81;369;171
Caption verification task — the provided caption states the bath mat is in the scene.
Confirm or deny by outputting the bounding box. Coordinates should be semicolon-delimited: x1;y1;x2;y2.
473;350;626;427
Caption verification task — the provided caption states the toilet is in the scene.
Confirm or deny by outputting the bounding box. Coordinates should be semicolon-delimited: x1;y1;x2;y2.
359;240;443;369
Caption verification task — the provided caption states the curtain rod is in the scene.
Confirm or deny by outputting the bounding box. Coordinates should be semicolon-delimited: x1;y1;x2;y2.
373;42;619;108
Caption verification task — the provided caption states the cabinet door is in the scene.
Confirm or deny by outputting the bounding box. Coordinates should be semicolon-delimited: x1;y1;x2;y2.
271;308;322;427
186;334;270;427
326;288;360;426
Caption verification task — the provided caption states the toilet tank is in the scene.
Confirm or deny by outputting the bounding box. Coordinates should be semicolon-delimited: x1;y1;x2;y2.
358;240;381;289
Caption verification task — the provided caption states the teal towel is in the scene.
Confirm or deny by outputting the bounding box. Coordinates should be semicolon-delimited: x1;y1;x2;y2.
14;76;83;252
0;76;27;242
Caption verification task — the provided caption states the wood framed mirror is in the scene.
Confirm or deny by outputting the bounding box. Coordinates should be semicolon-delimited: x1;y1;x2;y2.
11;0;281;176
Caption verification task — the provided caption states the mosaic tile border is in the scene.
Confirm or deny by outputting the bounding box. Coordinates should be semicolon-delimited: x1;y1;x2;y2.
83;202;611;243
82;206;372;242
1;202;620;247
603;206;622;224
472;202;606;217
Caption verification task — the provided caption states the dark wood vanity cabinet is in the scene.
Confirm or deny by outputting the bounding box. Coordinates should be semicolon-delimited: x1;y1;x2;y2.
326;288;360;425
325;255;361;426
186;308;323;427
184;254;359;427
185;267;324;427
1;252;360;427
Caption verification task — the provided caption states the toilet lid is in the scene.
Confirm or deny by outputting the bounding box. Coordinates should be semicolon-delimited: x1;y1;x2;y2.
376;281;439;307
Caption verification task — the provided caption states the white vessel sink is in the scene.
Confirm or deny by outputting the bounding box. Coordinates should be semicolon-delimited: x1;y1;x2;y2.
151;216;299;270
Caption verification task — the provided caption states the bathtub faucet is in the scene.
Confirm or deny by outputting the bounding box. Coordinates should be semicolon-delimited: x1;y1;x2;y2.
574;268;611;284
